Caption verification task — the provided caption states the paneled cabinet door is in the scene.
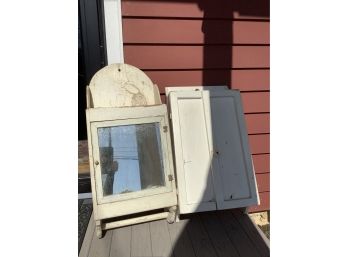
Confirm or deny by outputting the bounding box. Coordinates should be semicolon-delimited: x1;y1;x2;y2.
169;91;217;214
208;90;259;210
169;89;259;214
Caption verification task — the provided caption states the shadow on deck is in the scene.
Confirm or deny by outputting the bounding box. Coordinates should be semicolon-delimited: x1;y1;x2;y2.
79;209;269;257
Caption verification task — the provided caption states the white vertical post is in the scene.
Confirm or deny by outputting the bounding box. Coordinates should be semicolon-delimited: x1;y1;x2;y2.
103;0;124;64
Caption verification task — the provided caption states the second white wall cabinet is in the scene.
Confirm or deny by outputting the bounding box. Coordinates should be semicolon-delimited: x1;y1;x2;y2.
168;88;259;214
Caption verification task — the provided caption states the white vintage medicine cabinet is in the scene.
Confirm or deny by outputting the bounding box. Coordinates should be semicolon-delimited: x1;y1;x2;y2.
86;64;259;238
86;64;177;238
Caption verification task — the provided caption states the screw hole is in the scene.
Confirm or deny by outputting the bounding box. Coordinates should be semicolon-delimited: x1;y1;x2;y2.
118;68;121;72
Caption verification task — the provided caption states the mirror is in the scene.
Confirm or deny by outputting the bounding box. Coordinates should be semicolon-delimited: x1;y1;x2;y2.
97;123;165;197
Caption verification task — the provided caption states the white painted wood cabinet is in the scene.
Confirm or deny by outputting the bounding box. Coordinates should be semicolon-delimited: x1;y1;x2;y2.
168;88;259;214
87;105;178;237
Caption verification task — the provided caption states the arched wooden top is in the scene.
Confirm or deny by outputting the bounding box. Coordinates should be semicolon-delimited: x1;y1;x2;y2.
87;63;161;108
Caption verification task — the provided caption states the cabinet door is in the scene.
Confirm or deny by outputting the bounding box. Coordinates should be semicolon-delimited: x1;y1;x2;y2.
91;117;174;205
169;91;217;214
86;105;178;220
209;90;259;209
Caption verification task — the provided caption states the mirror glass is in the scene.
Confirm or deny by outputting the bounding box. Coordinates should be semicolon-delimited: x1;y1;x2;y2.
97;123;165;197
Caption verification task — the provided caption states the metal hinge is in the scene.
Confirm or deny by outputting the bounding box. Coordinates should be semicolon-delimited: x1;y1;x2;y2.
168;174;174;181
163;126;168;133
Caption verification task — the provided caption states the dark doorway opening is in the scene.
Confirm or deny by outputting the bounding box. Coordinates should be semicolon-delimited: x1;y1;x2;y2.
78;0;107;140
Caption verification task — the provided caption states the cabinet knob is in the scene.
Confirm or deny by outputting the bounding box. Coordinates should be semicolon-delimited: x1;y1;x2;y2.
95;160;99;166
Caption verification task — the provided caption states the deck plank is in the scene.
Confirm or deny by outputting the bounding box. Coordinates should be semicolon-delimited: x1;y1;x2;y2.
232;211;269;257
149;219;174;257
186;216;218;257
218;211;261;257
87;227;113;257
109;226;132;257
79;212;95;257
131;222;152;257
80;210;268;257
167;219;196;257
200;212;240;257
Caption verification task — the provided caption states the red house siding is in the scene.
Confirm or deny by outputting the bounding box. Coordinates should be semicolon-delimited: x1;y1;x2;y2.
121;0;270;213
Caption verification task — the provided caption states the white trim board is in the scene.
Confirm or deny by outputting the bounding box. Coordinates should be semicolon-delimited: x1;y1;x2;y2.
103;0;124;64
168;89;259;214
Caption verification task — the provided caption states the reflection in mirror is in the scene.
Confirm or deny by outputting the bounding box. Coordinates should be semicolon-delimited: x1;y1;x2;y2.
97;123;165;197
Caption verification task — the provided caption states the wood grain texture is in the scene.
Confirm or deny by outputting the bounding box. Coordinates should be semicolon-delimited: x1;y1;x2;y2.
146;70;269;92
122;0;270;20
124;45;270;69
249;191;270;213
123;19;269;44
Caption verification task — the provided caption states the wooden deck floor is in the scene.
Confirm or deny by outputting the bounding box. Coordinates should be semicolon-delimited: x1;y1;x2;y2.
79;209;269;257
